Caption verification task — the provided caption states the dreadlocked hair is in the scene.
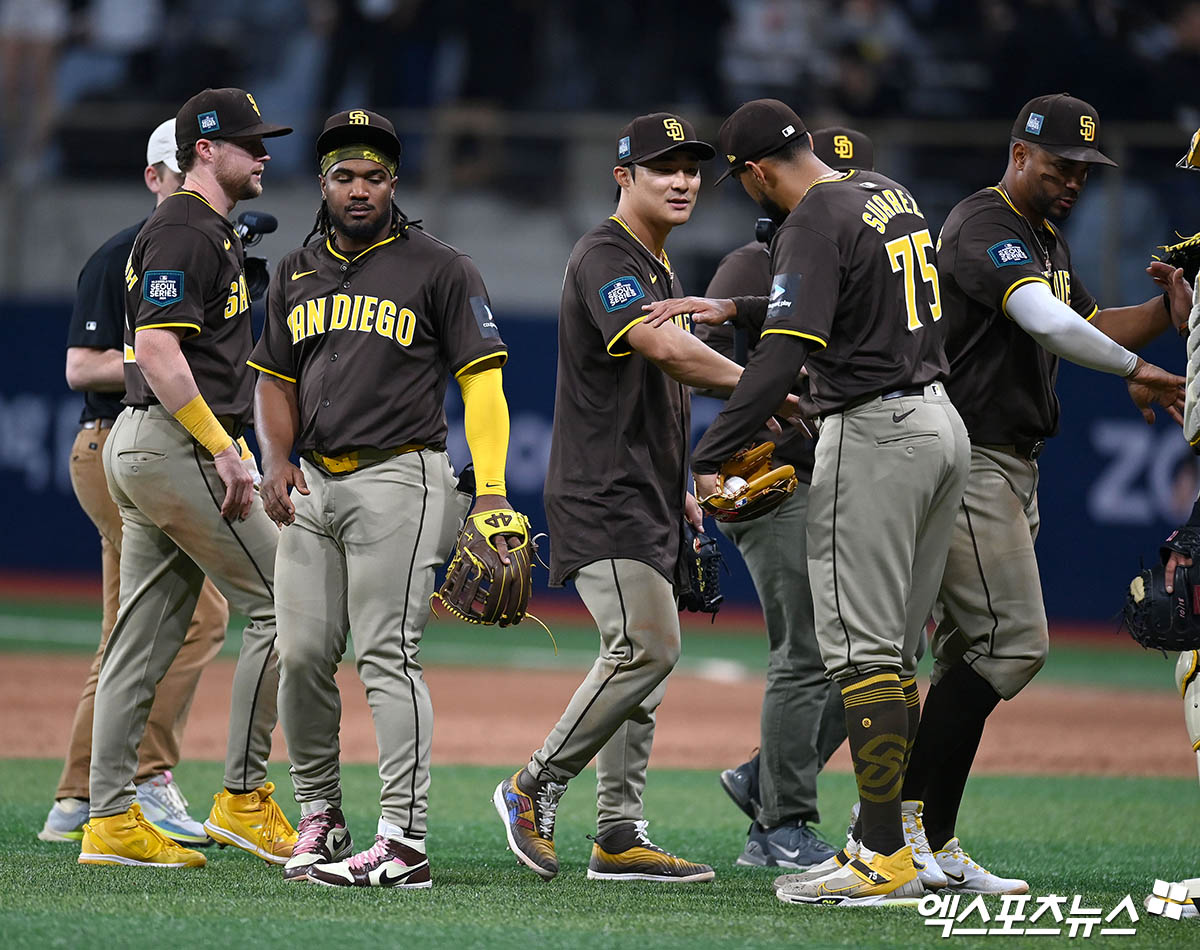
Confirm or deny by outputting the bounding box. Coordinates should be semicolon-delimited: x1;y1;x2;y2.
303;199;422;246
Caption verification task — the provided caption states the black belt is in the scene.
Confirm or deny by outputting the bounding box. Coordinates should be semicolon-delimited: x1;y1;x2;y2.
130;404;245;440
824;385;925;418
978;440;1045;461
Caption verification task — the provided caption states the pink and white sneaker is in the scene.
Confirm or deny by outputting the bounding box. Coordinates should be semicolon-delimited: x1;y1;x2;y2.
282;808;352;882
307;834;431;888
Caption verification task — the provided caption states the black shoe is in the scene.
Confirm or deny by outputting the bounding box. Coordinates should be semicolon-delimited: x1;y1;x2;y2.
718;752;760;821
736;819;836;870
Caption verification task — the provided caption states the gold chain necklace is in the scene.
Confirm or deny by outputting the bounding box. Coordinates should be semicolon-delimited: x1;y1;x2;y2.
996;184;1052;274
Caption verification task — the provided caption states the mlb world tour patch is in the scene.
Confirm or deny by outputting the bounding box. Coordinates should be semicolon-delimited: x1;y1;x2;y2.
986;240;1031;268
599;275;644;312
143;270;185;307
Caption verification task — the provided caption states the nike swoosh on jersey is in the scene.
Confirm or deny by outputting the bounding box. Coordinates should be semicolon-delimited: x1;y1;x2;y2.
650;273;658;283
292;270;317;280
892;408;916;423
224;239;231;249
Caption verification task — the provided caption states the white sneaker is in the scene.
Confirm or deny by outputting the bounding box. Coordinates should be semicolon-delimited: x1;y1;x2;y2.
135;771;210;846
934;837;1028;894
901;801;948;890
38;798;89;842
773;838;859;891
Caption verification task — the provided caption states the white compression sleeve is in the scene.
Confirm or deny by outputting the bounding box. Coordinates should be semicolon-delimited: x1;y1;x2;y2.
1005;281;1138;377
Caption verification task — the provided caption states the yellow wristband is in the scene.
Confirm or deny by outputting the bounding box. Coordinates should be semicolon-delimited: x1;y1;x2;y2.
173;395;235;457
237;436;253;460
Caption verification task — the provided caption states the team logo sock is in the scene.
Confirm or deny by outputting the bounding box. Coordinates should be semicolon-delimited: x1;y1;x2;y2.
841;671;908;855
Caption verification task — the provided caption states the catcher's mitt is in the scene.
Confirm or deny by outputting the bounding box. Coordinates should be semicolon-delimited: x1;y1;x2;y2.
1123;561;1200;653
677;521;724;617
699;442;798;523
433;508;533;626
1153;232;1200;279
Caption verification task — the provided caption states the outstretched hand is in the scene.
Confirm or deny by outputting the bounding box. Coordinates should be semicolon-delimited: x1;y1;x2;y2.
641;296;736;329
1125;358;1186;426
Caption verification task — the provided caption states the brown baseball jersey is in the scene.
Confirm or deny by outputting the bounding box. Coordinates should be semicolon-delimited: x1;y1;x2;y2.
755;170;949;415
544;217;691;588
248;228;507;455
123;190;254;421
937;185;1098;444
699;240;814;482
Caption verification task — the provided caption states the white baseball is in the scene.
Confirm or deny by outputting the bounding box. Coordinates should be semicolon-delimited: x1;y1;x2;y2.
722;476;748;497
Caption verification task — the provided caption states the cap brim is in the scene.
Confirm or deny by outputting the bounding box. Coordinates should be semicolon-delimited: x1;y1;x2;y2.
631;140;717;164
207;122;293;140
1040;143;1117;167
713;164;741;185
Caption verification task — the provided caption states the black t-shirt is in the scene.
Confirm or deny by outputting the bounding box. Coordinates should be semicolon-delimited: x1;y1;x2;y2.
67;220;144;422
544;217;691;589
938;185;1099;443
123;190;255;422
698;240;814;482
755;170;949;414
249;227;507;455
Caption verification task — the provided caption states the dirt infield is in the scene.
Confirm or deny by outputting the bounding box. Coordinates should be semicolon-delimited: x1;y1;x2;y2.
2;653;1195;777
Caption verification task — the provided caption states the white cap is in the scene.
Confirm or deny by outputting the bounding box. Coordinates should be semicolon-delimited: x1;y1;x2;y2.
146;119;180;173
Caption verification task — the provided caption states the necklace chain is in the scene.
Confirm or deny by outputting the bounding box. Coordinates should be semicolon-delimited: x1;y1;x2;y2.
997;184;1052;274
610;215;671;274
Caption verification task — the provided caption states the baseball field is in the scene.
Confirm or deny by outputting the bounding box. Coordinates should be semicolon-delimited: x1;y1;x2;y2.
2;588;1197;948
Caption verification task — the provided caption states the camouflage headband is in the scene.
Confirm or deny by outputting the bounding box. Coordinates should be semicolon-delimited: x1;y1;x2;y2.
320;145;398;177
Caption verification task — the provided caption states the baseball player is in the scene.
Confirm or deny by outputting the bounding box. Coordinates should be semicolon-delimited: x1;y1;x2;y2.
494;113;775;884
249;109;514;888
708;128;873;872
80;88;297;869
43;119;230;848
899;94;1187;895
645;98;971;906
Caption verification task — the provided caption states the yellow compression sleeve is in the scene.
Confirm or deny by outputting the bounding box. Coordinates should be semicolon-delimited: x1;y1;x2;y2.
173;394;235;457
458;364;509;495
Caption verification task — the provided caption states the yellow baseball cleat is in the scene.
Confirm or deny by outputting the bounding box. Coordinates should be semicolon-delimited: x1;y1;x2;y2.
587;821;714;882
79;803;206;868
776;843;924;906
204;782;297;864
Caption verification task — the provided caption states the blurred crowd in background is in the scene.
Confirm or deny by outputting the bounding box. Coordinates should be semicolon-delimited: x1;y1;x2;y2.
2;0;1199;183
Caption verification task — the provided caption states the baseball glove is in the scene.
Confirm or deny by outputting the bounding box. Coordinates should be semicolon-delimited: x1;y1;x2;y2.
433;508;533;627
677;521;724;617
1153;232;1200;279
699;442;798;523
1123;561;1200;653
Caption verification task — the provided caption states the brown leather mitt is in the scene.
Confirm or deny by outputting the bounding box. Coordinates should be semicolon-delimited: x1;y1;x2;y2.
434;508;533;626
699;442;798;523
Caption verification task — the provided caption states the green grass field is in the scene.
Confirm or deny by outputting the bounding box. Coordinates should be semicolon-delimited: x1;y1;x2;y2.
2;759;1197;949
0;597;1179;690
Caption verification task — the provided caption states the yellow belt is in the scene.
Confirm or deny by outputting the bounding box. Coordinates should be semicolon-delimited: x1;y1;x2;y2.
306;443;424;475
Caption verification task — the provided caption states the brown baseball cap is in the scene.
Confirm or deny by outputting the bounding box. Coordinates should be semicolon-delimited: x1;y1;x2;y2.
616;113;715;165
316;109;402;167
810;126;874;171
175;88;292;146
715;99;808;184
1011;93;1116;166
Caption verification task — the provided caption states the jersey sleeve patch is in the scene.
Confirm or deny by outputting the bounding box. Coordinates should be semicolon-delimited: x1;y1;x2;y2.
598;275;644;313
986;240;1031;268
469;296;501;338
142;270;185;307
766;273;802;321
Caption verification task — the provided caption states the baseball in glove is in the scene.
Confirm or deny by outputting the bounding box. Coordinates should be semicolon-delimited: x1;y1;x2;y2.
1123;561;1200;653
698;442;798;523
677;521;725;617
433;508;533;627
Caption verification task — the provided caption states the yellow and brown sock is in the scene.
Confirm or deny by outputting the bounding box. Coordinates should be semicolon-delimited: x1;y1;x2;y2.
901;677;921;775
841;670;908;855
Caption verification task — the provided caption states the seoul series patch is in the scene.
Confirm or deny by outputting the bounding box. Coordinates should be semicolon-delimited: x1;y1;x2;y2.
143;270;184;307
599;275;644;312
986;240;1032;268
469;295;500;338
618;136;631;160
198;111;220;135
1025;112;1044;135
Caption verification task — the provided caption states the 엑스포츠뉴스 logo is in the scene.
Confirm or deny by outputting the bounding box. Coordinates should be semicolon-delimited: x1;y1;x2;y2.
987;239;1031;268
1025;112;1044;135
143;270;184;307
599;275;644;312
